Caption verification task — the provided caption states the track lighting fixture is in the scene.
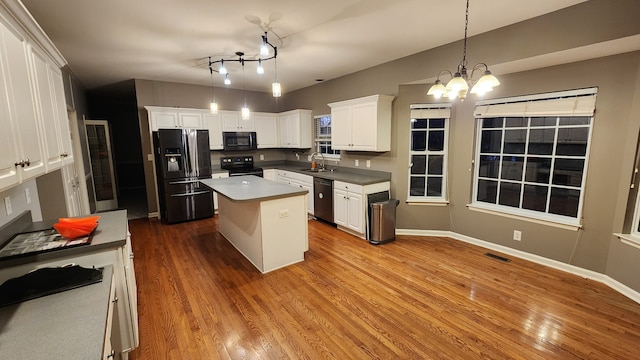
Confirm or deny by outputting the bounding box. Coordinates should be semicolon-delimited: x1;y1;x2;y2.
207;31;281;113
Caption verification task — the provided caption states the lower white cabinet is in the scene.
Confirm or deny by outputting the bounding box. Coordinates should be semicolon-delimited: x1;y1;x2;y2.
103;273;117;360
263;169;276;181
275;169;313;215
333;180;390;238
212;171;229;211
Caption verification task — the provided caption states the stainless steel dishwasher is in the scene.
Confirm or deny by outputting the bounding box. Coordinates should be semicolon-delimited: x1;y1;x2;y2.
313;177;334;223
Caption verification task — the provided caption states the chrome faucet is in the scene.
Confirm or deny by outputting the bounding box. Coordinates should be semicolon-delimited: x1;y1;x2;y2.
310;152;325;170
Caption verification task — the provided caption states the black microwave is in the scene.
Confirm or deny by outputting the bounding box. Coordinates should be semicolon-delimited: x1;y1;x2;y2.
222;131;257;151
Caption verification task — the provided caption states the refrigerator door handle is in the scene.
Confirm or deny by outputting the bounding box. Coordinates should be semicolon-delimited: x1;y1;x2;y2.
168;180;201;185
170;190;210;197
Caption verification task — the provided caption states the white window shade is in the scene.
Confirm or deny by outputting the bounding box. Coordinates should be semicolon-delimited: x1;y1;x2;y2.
474;88;597;118
411;107;451;119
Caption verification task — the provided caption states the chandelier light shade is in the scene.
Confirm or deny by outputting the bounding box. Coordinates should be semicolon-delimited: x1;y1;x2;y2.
207;31;281;110
427;0;500;101
272;56;281;97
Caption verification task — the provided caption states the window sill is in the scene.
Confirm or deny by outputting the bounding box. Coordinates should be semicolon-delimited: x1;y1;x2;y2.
467;203;582;231
613;233;640;250
406;200;449;206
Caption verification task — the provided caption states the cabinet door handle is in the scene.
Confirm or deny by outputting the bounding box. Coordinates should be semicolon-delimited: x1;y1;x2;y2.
107;349;116;358
24;159;30;166
14;160;24;167
112;296;118;303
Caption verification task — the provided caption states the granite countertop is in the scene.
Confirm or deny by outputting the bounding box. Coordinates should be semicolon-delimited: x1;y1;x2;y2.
200;175;307;202
264;164;391;185
0;210;128;269
0;265;114;360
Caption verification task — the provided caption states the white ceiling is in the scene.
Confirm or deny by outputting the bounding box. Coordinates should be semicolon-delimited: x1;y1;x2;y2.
21;0;587;92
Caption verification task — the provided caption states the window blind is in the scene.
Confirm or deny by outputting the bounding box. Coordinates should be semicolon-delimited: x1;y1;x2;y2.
474;88;597;118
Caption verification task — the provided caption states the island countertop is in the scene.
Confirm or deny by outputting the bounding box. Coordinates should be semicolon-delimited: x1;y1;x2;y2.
200;175;307;202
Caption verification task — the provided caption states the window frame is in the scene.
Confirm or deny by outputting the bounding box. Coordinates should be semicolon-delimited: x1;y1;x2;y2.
406;104;451;204
314;114;340;159
470;88;597;228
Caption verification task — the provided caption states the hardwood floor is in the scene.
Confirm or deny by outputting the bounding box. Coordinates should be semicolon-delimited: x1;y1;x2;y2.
128;216;640;359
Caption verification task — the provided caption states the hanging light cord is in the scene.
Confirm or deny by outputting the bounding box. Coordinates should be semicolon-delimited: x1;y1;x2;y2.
209;57;215;101
460;0;470;72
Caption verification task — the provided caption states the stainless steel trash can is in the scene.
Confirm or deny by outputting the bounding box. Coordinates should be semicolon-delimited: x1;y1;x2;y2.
369;199;399;244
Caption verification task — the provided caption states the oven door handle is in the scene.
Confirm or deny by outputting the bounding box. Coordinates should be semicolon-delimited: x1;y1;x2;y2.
170;190;210;197
168;180;201;185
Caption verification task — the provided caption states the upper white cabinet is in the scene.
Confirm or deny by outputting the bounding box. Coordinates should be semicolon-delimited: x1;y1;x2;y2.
29;45;73;171
278;109;312;148
255;112;278;148
147;107;205;130
0;13;48;191
203;113;223;150
222;111;255;131
328;94;394;152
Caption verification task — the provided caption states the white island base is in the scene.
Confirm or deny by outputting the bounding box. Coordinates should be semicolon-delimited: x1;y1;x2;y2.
202;176;309;274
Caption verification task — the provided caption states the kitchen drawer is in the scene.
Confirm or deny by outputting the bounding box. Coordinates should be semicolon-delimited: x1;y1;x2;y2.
334;181;363;194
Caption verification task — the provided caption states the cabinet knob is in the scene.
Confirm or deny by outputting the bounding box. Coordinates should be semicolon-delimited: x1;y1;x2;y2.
107;349;116;358
14;160;24;167
112;296;119;303
24;159;30;166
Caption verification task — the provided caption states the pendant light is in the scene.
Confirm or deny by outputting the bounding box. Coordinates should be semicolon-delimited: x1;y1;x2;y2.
241;59;250;120
272;56;281;97
427;0;500;101
208;58;218;114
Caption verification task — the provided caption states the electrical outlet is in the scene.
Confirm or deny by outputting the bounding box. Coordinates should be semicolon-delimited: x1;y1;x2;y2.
147;153;154;161
355;159;359;167
279;209;289;218
307;155;311;161
4;196;12;215
366;160;371;168
513;230;522;241
25;188;31;204
259;154;264;160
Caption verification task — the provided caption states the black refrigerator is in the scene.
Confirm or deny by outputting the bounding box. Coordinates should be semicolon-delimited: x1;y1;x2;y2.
153;129;213;224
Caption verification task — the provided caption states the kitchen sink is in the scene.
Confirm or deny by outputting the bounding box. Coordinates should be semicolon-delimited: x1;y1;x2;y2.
299;168;334;173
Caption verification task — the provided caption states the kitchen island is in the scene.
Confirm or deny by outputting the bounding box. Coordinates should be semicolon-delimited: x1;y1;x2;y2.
200;175;309;273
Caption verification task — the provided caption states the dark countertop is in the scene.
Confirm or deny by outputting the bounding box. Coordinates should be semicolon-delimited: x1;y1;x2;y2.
0;265;114;360
200;175;307;201
0;210;128;269
263;163;391;185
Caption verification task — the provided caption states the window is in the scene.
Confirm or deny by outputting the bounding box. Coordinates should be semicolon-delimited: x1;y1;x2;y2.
471;88;597;226
314;115;340;158
407;104;451;202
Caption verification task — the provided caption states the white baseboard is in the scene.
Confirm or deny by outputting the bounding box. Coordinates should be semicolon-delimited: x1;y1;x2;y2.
147;211;159;219
396;228;640;305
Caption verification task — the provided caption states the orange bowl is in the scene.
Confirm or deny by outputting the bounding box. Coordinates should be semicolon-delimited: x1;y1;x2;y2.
53;219;98;239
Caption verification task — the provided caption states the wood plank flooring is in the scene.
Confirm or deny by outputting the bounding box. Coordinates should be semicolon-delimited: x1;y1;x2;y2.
128;216;640;359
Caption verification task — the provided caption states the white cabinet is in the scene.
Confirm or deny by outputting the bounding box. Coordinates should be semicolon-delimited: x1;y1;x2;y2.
203;113;223;150
29;45;73;171
102;274;116;360
328;95;394;152
0;16;46;191
255;112;278;148
147;107;205;130
278;109;312;148
263;169;276;181
333;180;390;238
275;169;313;215
222;111;255;131
211;171;229;211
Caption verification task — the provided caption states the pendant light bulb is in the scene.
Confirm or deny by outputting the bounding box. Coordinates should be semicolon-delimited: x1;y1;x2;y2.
210;101;218;114
219;60;227;75
241;106;250;120
257;59;264;74
272;82;282;97
224;74;231;85
260;34;269;56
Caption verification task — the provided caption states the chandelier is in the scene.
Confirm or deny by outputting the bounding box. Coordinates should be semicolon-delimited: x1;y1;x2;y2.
208;32;281;117
427;0;500;101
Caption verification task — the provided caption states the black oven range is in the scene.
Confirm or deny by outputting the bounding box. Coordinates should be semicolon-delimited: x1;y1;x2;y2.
220;156;264;177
